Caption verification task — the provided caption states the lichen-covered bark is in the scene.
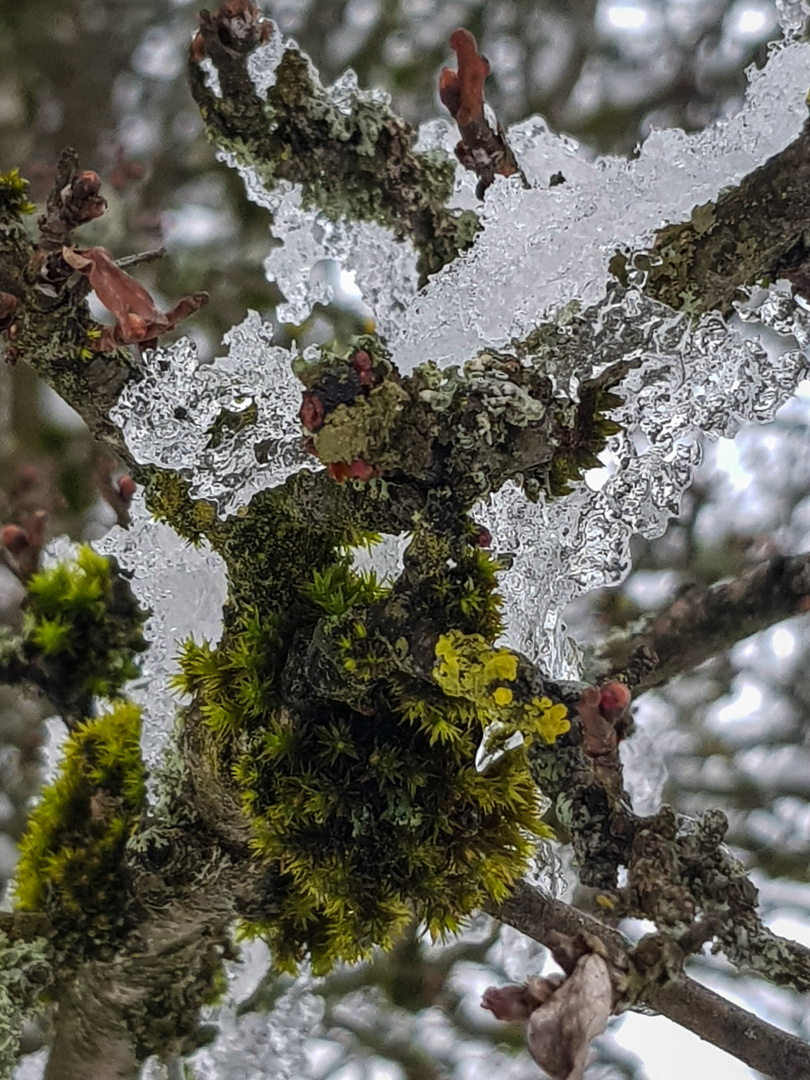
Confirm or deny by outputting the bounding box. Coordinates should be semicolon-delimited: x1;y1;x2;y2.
614;121;810;314
188;3;479;282
4;7;810;1075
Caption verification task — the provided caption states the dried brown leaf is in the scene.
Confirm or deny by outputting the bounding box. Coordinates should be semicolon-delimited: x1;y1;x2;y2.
482;954;612;1080
526;953;612;1080
63;245;208;350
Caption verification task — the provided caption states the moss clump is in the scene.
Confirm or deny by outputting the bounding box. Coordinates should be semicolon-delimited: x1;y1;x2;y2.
176;547;565;975
0;168;36;216
14;701;146;963
23;545;148;719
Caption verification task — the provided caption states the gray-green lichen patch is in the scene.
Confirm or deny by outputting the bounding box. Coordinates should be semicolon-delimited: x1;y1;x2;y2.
0;929;51;1079
188;25;479;282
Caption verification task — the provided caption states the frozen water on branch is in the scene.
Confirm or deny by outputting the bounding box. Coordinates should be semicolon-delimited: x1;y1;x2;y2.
111;311;319;519
106;26;810;730
216;34;420;335
477;286;810;676
189;941;323;1080
95;494;228;788
390;39;810;373
259;182;420;336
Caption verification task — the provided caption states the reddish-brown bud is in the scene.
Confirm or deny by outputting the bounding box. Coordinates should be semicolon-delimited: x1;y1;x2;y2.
475;526;492;548
299;391;325;432
327;458;378;483
352;350;376;387
327;461;353;483
0;292;19;321
598;681;631;720
349;458;377;481
1;524;28;555
118;476;137;502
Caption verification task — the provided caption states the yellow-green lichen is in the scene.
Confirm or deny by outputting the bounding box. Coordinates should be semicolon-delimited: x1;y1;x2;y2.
433;630;570;748
14;701;146;962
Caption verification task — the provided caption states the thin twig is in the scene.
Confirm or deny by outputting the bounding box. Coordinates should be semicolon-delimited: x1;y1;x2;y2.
115;247;166;270
597;549;810;691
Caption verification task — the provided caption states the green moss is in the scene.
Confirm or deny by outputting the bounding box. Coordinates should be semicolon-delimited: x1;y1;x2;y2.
23;545;148;719
142;470;223;546
0;168;36;216
14;702;146;963
177;542;565;974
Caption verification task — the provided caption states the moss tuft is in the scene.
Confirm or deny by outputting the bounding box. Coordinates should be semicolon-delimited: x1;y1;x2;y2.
23;545;148;719
14;701;146;964
177;544;565;974
0;168;36;216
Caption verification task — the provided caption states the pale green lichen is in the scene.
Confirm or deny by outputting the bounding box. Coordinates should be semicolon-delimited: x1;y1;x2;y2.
0;930;50;1078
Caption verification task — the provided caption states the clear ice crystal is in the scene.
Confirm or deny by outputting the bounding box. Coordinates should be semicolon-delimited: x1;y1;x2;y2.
111;311;320;519
261;183;419;337
349;531;410;584
775;0;810;34
389;40;810;374
476;287;809;677
95;493;228;790
189;943;322;1080
247;35;288;96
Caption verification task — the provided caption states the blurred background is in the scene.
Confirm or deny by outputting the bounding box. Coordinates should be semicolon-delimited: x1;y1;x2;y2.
1;1;807;1078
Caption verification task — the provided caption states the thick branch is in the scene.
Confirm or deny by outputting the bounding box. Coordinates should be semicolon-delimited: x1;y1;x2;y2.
492;881;810;1080
598;550;810;691
628;120;810;314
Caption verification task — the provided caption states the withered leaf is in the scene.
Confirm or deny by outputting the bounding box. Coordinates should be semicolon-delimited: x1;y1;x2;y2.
482;953;612;1080
63;245;208;351
526;953;612;1080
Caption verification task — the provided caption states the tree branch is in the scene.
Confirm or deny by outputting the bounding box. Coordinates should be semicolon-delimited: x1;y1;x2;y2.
491;881;810;1080
623;119;810;314
597;549;810;691
188;2;479;282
